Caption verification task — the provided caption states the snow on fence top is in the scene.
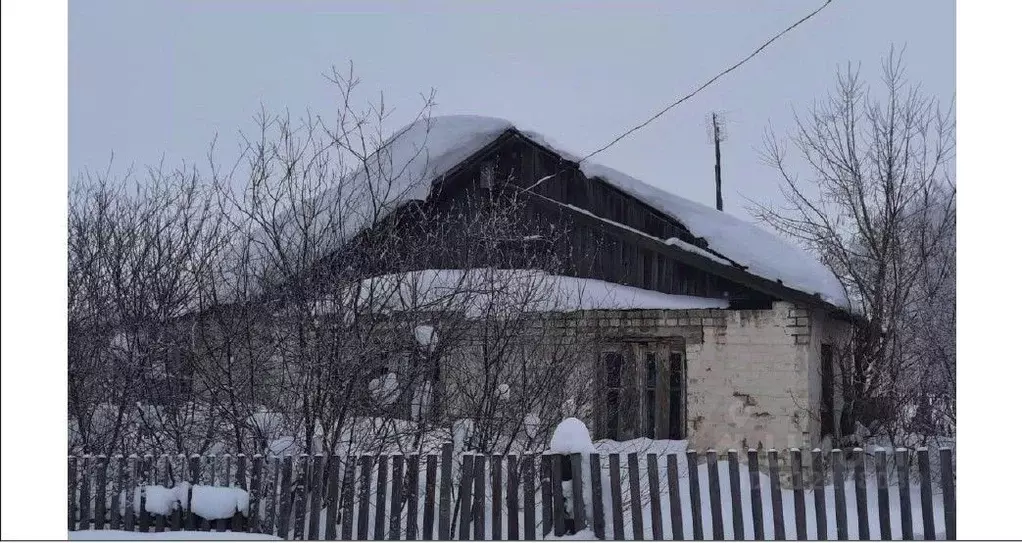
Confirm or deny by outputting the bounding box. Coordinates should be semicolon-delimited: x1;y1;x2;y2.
310;114;850;311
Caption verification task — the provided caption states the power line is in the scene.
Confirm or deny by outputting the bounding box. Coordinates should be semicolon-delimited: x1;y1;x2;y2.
577;0;833;165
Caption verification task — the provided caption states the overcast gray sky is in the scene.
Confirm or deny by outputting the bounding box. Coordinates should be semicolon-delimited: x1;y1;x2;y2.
69;0;954;222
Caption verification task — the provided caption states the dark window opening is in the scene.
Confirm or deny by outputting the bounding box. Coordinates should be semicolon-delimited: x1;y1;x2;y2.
821;344;835;438
669;352;685;439
645;352;657;439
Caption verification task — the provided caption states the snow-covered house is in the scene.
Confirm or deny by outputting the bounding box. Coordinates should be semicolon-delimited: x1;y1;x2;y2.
277;114;857;452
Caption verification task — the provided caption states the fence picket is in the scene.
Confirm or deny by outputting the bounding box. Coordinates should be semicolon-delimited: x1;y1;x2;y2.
540;455;552;538
185;455;199;531
896;449;912;540
79;455;92;531
374;455;389;540
250;455;264;535
69;456;78;531
876;450;891;540
491;454;503;540
917;449;935;540
812;449;827;540
507;455;520;540
610;453;625;541
791;449;806;541
424;453;438;540
523;455;537;541
472;455;486;540
389;455;405;540
833;449;848;541
438;444;453;540
340;456;355;540
939;448;955;541
550;454;566;537
853;449;870;539
406;455;419;541
214;455;228;532
309;454;323;541
590;454;606;540
458;454;474;540
140;455;153;532
747;450;764;541
727;450;744;540
266;457;281;536
570;453;586;532
665;454;683;541
277;455;294;539
94;456;108;530
627;452;644;540
110;456;123;530
646;453;663;540
767;450;784;540
170;455;185;531
706;450;724;541
125;456;138;532
687;451;704;541
357;456;373;540
155;455;168;532
293;455;310;539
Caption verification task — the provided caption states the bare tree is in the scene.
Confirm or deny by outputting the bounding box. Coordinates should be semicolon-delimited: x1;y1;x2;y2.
751;47;956;446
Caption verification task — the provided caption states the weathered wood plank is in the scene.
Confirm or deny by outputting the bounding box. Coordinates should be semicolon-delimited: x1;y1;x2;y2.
540;455;552;538
458;454;474;540
405;454;420;541
277;456;295;539
424;453;438;540
748;450;764;541
665;454;683;541
791;449;806;541
521;455;537;541
186;455;200;531
688;450;705;541
472;455;486;540
139;455;153;532
357;455;373;540
265;457;281;536
917;449;935;540
627;452;644;540
69;456;78;531
590;454;606;540
215;455;228;532
551;455;566;537
374;455;389;540
340;456;356;540
293;454;310;539
707;450;724;540
438;444;453;540
94;455;108;530
728;450;744;540
610;453;626;541
233;454;248;534
939;448;955;541
324;455;339;540
308;454;323;540
812;449;827;540
507;455;520;540
250;455;264;535
854;448;870;540
570;453;586;532
647;453;664;540
896;449;912;540
876;449;892;541
110;456;124;530
767;450;784;540
491;454;503;540
79;455;92;531
833;449;848;541
389;454;404;540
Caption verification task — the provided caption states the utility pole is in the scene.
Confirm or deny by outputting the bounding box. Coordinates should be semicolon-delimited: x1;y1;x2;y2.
711;112;724;212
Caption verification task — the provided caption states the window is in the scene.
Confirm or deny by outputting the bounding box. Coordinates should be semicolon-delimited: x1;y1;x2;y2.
645;353;657;439
821;344;835;438
604;352;624;440
669;352;685;439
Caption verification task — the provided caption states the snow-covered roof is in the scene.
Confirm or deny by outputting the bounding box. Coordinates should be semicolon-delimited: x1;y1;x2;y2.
317;269;728;317
317;114;850;311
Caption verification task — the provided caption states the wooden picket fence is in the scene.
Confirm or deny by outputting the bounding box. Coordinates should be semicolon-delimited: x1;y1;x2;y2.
68;445;955;540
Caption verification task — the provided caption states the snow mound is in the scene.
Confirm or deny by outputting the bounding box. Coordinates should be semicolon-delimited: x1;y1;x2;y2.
132;484;190;516
548;417;596;454
190;485;249;520
543;528;598;540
